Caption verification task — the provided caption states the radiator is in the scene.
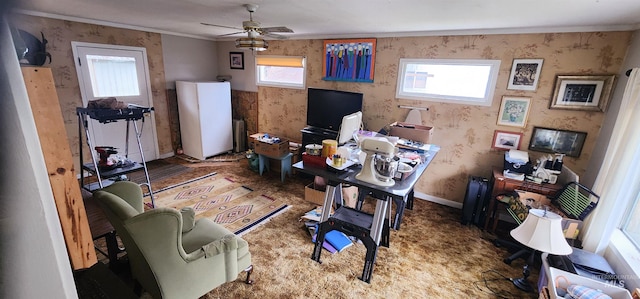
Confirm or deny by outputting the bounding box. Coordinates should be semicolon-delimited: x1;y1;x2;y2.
232;119;246;153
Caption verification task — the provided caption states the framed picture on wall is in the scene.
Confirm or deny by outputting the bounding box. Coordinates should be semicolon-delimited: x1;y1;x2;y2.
507;59;544;91
497;96;531;128
322;38;376;83
230;52;244;70
550;75;616;112
528;127;587;157
492;130;523;150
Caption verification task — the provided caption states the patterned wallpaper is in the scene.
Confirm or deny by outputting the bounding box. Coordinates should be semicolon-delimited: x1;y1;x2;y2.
257;32;631;203
11;14;172;172
11;13;632;203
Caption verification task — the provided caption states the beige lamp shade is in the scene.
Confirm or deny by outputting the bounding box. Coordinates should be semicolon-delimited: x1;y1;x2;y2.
510;209;573;255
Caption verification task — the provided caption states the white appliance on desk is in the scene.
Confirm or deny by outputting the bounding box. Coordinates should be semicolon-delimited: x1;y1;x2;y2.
176;81;233;160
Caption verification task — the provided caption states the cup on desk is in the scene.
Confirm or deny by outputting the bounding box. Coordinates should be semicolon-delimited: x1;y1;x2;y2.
332;154;345;167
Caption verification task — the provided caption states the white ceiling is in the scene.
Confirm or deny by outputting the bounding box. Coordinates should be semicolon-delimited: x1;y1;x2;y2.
15;0;640;41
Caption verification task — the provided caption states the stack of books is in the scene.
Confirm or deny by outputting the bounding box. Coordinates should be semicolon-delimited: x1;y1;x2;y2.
302;207;353;254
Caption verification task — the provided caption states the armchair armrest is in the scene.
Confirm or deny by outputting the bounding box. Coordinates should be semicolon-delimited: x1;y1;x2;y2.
201;234;238;257
180;207;195;233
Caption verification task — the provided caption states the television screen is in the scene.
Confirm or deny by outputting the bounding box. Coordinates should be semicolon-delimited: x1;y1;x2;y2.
307;88;363;131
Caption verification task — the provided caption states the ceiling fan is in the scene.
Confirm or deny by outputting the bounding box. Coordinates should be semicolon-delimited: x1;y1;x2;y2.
201;4;294;41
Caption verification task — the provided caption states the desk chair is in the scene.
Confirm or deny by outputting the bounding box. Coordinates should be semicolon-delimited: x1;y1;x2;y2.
494;182;599;264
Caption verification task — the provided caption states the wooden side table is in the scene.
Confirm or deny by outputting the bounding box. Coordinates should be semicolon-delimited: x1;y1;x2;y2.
484;167;562;233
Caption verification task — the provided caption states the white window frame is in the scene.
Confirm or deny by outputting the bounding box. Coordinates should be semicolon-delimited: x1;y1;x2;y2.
256;55;306;89
396;58;501;106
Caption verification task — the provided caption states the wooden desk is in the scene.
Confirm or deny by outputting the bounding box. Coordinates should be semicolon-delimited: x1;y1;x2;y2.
484;167;562;232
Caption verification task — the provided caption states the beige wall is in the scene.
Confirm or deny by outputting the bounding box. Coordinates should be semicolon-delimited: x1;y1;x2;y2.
257;32;632;203
10;13;632;204
11;14;173;172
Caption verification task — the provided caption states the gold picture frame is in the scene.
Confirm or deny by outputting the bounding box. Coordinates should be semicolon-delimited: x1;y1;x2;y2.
550;75;616;112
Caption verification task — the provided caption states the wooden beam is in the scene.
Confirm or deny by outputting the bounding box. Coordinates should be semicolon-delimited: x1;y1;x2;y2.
22;66;97;270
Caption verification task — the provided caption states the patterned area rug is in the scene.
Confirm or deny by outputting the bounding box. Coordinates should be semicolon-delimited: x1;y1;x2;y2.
147;172;290;235
127;160;193;189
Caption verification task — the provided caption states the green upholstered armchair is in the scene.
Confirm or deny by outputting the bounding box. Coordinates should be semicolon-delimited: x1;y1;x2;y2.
93;181;253;299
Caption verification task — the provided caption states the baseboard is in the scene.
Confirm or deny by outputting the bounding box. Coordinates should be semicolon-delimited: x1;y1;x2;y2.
413;191;463;209
158;152;174;159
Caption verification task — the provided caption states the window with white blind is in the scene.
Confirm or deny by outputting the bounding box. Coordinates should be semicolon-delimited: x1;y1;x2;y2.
256;56;306;89
396;58;501;106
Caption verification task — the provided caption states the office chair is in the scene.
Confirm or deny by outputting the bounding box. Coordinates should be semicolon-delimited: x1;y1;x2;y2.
494;182;600;264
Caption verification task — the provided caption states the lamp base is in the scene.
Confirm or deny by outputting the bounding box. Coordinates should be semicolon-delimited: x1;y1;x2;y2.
510;277;534;293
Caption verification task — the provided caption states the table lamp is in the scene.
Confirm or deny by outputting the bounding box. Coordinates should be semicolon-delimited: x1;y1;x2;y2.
509;209;573;292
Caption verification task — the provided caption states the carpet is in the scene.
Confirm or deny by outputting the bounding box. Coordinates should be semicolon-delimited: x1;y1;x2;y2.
127;160;193;188
148;172;290;235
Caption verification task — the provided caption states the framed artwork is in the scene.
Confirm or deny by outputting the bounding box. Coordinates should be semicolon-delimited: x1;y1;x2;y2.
230;52;244;70
528;127;587;157
507;59;544;91
492;130;523;150
322;38;376;83
497;96;531;128
550;75;616;112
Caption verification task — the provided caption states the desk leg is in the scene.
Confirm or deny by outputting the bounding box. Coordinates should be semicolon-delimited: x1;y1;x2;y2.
360;235;378;283
356;189;367;210
406;189;415;210
484;196;497;232
392;196;406;230
370;199;388;246
311;221;330;263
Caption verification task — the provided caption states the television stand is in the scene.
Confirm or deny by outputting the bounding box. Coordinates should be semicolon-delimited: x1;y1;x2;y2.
301;126;338;149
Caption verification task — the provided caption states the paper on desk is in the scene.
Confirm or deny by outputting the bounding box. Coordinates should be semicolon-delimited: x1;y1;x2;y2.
507;149;529;162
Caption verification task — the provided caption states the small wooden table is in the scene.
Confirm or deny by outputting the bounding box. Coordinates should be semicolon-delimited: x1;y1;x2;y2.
484;167;562;233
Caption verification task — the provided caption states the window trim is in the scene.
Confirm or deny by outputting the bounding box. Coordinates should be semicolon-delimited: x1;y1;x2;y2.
256;55;306;89
396;58;501;106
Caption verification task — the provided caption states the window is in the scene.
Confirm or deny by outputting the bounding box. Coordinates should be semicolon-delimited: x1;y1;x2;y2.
85;55;140;97
256;56;306;89
622;192;640;248
396;58;501;106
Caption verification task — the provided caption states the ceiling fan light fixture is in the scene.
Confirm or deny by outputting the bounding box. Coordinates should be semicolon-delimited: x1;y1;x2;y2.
235;37;268;51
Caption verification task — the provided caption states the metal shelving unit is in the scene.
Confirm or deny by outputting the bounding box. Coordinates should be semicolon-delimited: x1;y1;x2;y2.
77;106;156;207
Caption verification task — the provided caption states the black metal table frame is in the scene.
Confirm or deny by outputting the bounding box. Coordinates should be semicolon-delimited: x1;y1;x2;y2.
77;107;156;207
292;147;437;283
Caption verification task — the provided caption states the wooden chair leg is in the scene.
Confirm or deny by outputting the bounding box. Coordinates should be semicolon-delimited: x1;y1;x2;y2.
244;265;254;285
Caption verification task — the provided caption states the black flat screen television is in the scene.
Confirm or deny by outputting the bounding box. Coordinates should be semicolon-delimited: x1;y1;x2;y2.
306;88;363;132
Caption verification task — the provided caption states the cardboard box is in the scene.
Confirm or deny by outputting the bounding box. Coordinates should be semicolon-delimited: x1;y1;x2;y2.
305;183;326;206
389;122;433;143
254;138;290;157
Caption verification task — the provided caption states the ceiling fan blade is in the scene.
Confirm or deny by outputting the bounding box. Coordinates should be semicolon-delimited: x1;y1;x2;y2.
200;22;244;31
259;26;294;33
216;31;246;37
262;33;289;40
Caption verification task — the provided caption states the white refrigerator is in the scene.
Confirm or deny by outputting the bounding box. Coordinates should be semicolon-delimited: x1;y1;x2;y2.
176;81;233;160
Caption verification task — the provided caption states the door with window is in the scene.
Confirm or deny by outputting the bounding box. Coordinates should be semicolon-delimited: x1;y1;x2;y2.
72;42;158;164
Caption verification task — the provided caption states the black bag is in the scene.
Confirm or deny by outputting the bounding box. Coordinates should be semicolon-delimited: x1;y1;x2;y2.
461;176;490;226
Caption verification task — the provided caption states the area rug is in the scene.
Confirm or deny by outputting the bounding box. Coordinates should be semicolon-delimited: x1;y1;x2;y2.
127;159;193;188
147;172;290;235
